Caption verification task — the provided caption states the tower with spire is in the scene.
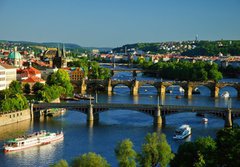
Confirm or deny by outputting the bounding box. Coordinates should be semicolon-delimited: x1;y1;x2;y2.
52;43;67;68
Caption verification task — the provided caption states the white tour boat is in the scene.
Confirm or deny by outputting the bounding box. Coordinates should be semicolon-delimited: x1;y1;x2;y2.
3;130;64;153
173;124;191;140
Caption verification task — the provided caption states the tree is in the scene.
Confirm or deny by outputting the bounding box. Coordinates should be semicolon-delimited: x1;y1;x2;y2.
9;80;23;95
71;152;110;167
138;133;174;167
171;137;217;167
115;139;137;167
32;82;45;94
50;159;68;167
23;83;31;94
47;69;73;96
216;127;240;167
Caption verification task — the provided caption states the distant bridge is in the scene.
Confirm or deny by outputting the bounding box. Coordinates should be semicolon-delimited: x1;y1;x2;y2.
32;102;240;127
71;79;240;98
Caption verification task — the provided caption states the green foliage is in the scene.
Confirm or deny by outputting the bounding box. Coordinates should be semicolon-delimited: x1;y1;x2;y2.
215;127;240;167
50;159;68;167
138;133;174;167
140;61;222;81
32;82;45;94
115;139;137;167
0;94;29;112
71;152;110;167
182;40;240;56
37;85;65;102
9;80;23;95
68;59;111;79
23;83;31;94
171;136;217;167
47;69;73;96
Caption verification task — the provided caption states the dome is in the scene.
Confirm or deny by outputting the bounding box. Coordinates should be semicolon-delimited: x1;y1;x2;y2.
8;51;22;60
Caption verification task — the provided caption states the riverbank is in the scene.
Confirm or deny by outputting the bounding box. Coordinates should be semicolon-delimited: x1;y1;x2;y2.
0;109;31;127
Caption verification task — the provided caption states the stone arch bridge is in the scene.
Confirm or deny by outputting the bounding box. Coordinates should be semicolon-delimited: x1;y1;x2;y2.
71;79;240;98
32;102;240;127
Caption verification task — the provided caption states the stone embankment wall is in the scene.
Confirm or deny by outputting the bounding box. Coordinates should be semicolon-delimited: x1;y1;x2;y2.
0;109;31;126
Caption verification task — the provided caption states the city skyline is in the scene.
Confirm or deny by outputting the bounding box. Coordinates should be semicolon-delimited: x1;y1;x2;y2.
0;0;239;47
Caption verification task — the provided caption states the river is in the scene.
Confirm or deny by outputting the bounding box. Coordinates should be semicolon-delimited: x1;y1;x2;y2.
0;72;240;167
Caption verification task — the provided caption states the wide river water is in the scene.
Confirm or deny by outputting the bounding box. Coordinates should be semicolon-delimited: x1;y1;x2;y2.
1;72;240;167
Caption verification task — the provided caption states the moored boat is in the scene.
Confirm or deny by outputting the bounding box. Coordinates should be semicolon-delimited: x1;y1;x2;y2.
3;130;64;153
202;118;208;123
173;124;191;140
221;91;230;98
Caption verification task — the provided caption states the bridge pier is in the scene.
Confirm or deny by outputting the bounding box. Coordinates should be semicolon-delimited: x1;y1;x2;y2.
211;86;219;98
158;85;166;96
87;104;94;121
225;109;232;128
132;70;137;77
154;105;163;127
131;80;139;95
184;85;193;98
107;79;113;93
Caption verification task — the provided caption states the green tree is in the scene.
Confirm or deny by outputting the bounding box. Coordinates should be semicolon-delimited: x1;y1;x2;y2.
138;133;174;167
71;152;110;167
216;127;240;167
23;83;31;94
9;80;23;95
171;137;217;167
32;82;45;94
47;69;73;96
115;139;137;167
50;159;68;167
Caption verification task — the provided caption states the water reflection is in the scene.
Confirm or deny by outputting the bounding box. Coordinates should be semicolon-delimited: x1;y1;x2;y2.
0;120;33;141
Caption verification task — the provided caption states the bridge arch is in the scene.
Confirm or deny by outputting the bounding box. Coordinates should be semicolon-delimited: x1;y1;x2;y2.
112;83;131;94
165;85;185;94
138;83;158;94
191;85;211;96
219;86;238;97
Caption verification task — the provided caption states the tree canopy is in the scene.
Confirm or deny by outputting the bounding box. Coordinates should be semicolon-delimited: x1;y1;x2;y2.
138;133;174;167
115;139;137;167
47;69;73;96
71;152;110;167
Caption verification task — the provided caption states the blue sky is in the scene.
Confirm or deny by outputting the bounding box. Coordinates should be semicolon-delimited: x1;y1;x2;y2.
0;0;239;47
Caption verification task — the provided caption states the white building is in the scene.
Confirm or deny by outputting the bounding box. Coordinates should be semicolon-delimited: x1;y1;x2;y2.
0;64;17;90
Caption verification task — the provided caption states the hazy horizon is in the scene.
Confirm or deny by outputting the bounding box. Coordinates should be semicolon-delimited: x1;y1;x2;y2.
0;0;239;47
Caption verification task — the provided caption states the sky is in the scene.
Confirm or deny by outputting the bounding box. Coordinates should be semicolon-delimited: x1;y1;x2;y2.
0;0;240;47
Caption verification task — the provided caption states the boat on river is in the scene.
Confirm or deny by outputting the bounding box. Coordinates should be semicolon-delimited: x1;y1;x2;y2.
173;124;191;140
3;130;64;153
221;91;230;98
202;118;208;123
192;88;200;94
74;93;94;100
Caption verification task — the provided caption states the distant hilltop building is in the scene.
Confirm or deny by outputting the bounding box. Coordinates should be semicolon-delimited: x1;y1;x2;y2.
8;47;22;67
43;44;67;68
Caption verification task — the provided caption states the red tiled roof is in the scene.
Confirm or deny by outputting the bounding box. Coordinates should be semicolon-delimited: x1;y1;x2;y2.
22;76;45;83
18;66;41;75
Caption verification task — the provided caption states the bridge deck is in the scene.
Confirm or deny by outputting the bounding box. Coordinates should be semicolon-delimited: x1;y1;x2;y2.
32;103;240;113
